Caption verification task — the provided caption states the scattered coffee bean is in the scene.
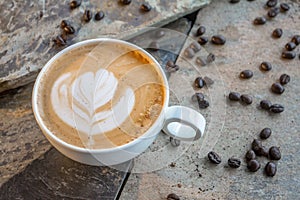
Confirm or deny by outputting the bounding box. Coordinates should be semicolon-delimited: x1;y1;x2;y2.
228;158;241;168
245;150;256;161
281;51;296;59
252;139;262;154
63;25;75;34
247;159;260;172
266;0;278;7
208;151;221;164
260;61;272;71
280;3;290;12
155;30;165;38
229;92;241;101
196;26;206;36
83;10;92;22
148;41;159;51
260;128;272;139
167;65;179;73
60;20;70;29
166;60;175;68
253;17;266;25
257;146;269;157
230;0;240;3
241;94;252;104
192;92;205;102
269;104;284;113
140;3;152;12
279;74;290;85
240;70;253;79
272;28;282;38
196;56;207;66
198;36;209;45
271;83;285;94
203;76;214;86
211;35;226;45
184;48;195;58
265;162;277;177
120;0;132;5
194;77;205;88
260;100;272;110
170;137;180;147
190;42;201;52
268;7;280;18
206;53;215;63
53;35;66;46
95;11;105;21
167;193;180;200
269;146;281;160
285;42;296;51
198;99;209;109
70;0;81;9
291;35;300;45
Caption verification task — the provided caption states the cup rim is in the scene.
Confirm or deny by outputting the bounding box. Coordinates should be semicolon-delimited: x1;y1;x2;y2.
32;38;170;153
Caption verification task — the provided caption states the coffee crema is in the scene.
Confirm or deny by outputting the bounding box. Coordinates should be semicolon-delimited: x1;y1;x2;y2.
38;41;165;149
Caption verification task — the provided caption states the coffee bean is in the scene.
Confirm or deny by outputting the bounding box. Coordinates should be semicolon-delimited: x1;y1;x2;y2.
257;146;269;157
260;62;272;71
140;3;152;12
155;30;165;38
230;0;240;3
208;151;221;164
206;53;215;63
83;10;92;22
241;94;253;105
170;137;180;147
70;0;81;9
260;128;272;139
269;104;284;113
120;0;131;5
285;42;296;51
279;74;290;85
269;146;281;160
60;20;70;29
245;150;256;161
167;65;179;73
196;26;206;36
198;99;209;109
253;17;266;25
166;60;175;68
291;35;300;45
192;92;205;102
272;28;282;38
280;3;290;12
247;159;260;172
53;35;66;46
211;35;226;45
228;158;241;168
95;11;105;21
252;139;262;154
63;25;75;34
282;51;296;59
240;70;253;79
266;0;278;7
198;36;209;45
229;92;241;101
265;162;277;177
268;7;280;18
271;83;285;94
184;48;195;58
148;41;159;51
167;193;180;200
203;76;214;86
190;42;201;52
196;57;207;66
194;77;205;88
260;100;272;110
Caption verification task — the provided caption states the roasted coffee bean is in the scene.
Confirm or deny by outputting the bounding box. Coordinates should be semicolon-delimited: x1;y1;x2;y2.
194;77;205;88
282;51;296;59
269;104;284;113
190;42;201;52
198;36;209;45
167;193;180;200
83;10;92;22
271;83;285;94
260;100;272;110
155;30;165;38
272;28;282;38
211;35;226;45
148;41;159;51
170;137;180;147
265;162;277;177
208;151;221;164
196;57;207;66
120;0;132;5
240;70;253;79
230;0;240;3
291;35;300;45
260;128;272;139
280;3;290;12
166;65;179;73
247;159;260;172
206;53;215;63
260;62;272;71
245;150;256;161
228;158;241;168
60;20;70;29
184;48;195;58
241;94;252;104
285;42;296;51
253;17;266;25
269;146;281;160
70;0;81;9
268;7;280;18
192;92;205;102
203;76;214;86
140;3;152;12
279;74;290;85
196;26;206;36
257;146;269;157
63;25;75;34
166;60;175;68
266;0;278;7
252;139;262;154
228;92;241;101
95;11;105;21
53;35;66;46
198;99;209;109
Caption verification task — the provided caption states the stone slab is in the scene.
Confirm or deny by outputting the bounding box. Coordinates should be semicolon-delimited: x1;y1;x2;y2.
120;0;300;199
0;0;210;93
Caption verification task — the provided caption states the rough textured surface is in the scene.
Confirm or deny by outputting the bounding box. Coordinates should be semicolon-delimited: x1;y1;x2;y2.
0;0;210;93
120;0;300;199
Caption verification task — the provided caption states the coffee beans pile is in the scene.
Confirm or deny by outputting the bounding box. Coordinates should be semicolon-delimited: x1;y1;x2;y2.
192;92;210;109
281;35;300;59
271;73;290;94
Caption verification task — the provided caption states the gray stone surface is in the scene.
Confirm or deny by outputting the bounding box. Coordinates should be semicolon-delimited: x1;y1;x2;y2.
120;0;300;199
0;0;210;93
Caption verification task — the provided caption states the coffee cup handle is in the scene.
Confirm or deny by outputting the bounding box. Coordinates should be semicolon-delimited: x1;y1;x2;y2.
162;106;206;141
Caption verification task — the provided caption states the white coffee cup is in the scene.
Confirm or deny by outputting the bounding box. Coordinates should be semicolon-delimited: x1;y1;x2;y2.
32;38;206;166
